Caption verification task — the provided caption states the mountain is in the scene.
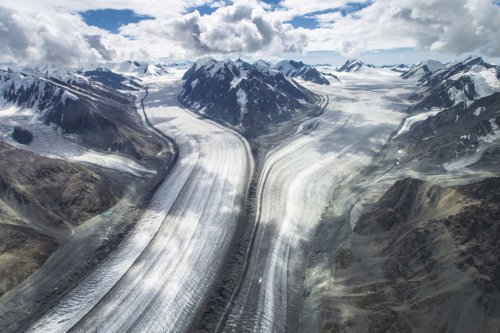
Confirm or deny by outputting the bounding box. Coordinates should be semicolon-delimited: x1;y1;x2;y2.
397;92;500;169
381;64;410;73
0;67;168;160
401;60;443;80
254;59;271;68
301;55;500;333
337;59;375;72
274;60;332;85
179;58;322;135
77;67;141;91
408;57;500;110
108;60;170;77
394;57;500;168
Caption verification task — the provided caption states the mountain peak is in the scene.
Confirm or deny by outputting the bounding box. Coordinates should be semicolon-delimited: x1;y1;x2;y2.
338;59;375;72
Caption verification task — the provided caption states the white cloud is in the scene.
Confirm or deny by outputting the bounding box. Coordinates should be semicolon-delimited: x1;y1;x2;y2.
0;7;123;65
119;0;308;58
1;0;222;18
305;0;500;57
0;0;499;65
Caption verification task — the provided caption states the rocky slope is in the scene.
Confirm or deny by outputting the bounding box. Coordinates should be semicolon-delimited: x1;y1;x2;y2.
401;93;500;167
0;62;177;315
0;142;123;298
179;58;322;135
301;56;500;333
0;67;169;161
394;57;500;169
305;177;499;333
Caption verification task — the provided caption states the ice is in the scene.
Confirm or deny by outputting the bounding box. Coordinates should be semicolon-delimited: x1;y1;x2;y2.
29;71;253;333
224;68;416;332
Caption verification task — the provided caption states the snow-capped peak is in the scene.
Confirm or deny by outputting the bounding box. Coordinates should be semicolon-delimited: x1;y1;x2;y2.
337;59;375;72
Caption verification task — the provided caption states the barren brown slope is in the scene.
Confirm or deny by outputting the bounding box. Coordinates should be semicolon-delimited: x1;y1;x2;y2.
0;142;121;298
310;177;499;333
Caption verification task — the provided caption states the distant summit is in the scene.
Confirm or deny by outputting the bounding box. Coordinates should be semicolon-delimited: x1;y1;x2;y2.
337;59;375;72
274;60;333;85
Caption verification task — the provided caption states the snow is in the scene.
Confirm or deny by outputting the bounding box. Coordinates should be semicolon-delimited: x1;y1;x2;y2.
224;68;416;332
255;60;270;68
190;78;198;89
394;109;441;138
105;61;169;77
236;88;248;122
274;60;299;75
448;86;469;104
482;118;500;143
474;107;485;116
61;90;79;104
438;65;500;107
466;66;500;98
442;152;483;172
422;60;443;72
444;118;500;171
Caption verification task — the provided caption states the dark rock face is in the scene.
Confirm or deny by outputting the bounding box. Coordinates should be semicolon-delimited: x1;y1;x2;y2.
354;177;424;234
0;222;57;298
12;127;33;144
397;57;500;166
179;59;321;135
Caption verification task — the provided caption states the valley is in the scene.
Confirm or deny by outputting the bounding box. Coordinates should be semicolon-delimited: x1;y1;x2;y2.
0;56;498;333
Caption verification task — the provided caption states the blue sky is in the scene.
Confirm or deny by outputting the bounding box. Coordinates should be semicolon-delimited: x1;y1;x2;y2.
81;1;374;32
81;9;153;33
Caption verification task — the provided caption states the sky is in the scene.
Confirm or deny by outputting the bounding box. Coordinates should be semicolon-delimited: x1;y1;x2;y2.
1;0;500;66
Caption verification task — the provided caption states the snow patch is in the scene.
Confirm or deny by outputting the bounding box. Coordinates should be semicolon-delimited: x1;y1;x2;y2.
236;88;248;123
190;79;198;89
394;109;441;138
443;151;482;171
61;90;79;104
473;107;485;116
